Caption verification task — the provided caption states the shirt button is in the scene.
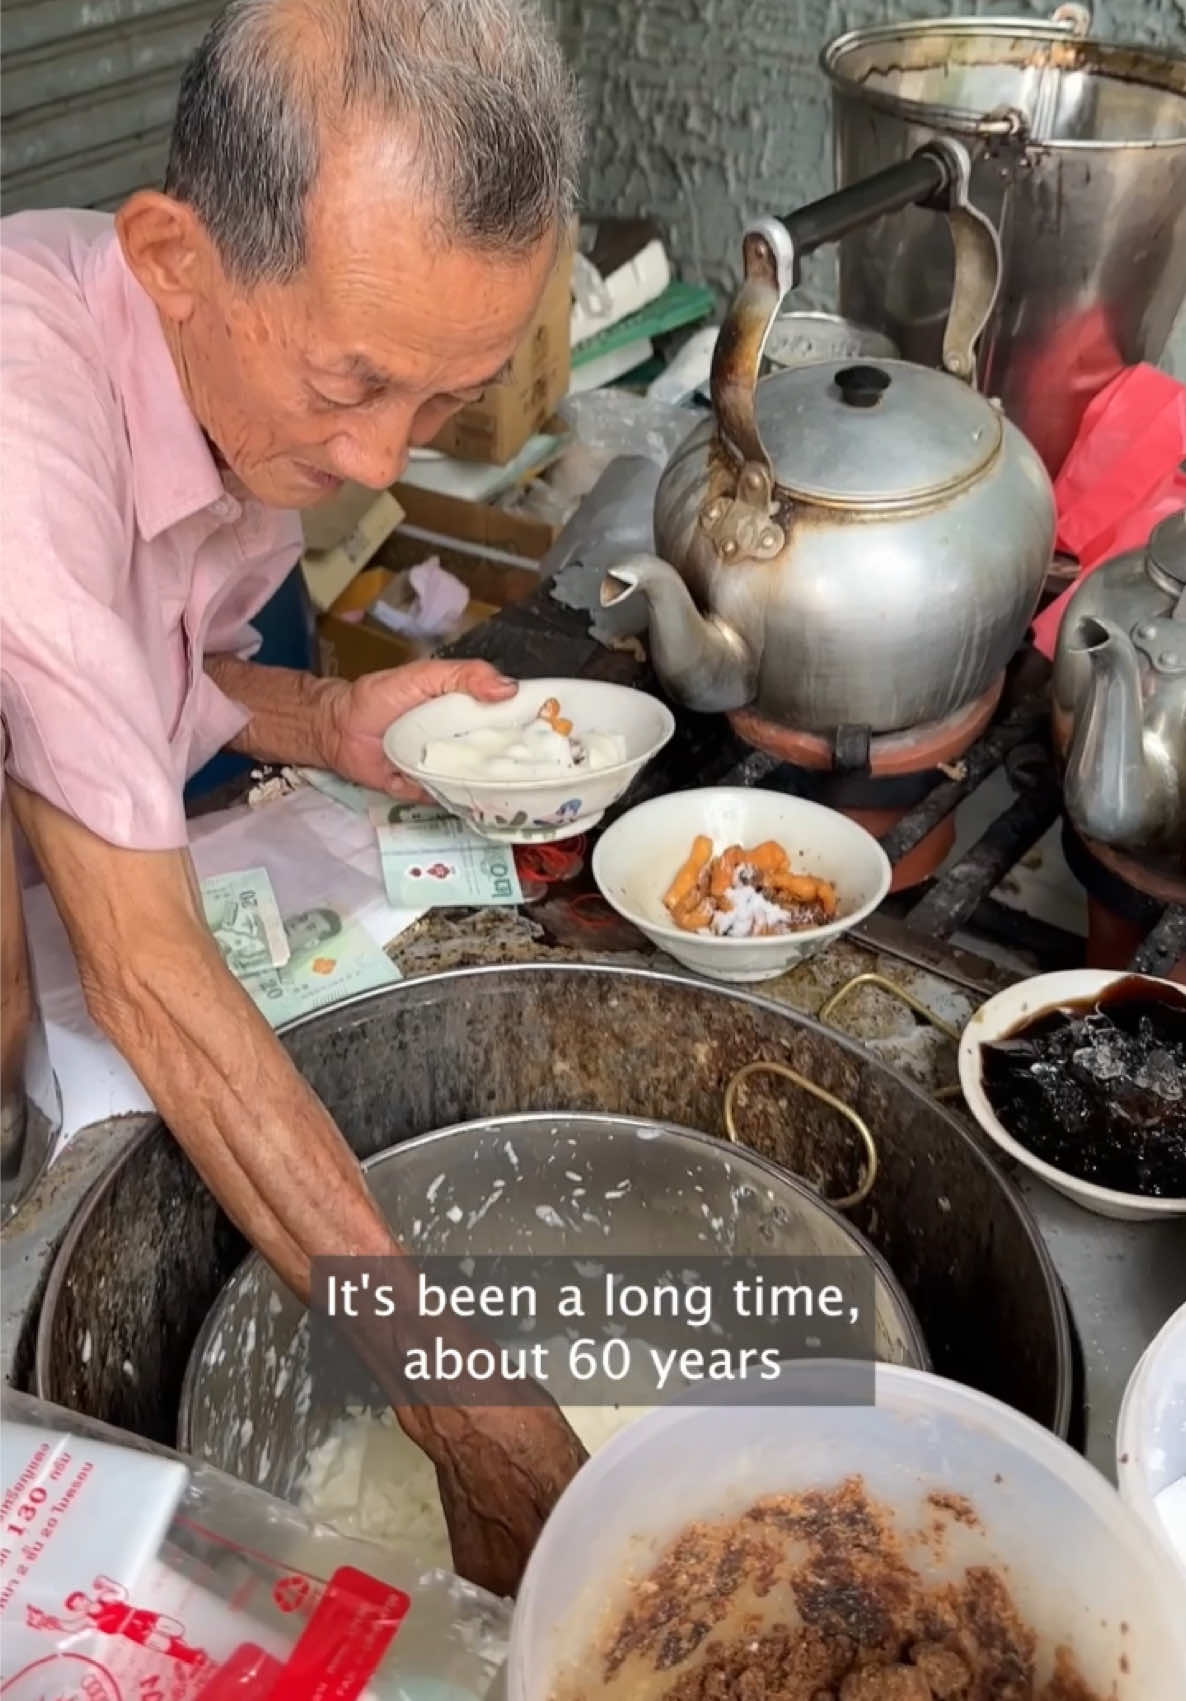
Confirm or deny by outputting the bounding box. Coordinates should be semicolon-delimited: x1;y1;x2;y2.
213;495;239;522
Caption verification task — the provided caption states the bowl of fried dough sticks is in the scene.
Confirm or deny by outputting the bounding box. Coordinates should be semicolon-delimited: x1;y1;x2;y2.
592;787;891;982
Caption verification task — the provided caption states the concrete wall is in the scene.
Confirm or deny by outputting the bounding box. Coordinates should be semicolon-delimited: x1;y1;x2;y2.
550;0;1186;370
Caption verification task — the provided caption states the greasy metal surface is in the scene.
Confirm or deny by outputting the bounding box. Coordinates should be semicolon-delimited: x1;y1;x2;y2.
1014;1173;1186;1476
35;965;1071;1446
1133;906;1186;976
180;1112;928;1495
904;782;1063;938
723;1061;879;1207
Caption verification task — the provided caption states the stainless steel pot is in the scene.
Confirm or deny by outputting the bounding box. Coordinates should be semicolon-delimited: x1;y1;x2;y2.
602;140;1056;736
33;964;1072;1444
178;1112;929;1496
824;7;1186;476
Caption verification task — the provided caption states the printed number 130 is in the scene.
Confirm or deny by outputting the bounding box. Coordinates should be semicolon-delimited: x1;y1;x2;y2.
6;1484;46;1536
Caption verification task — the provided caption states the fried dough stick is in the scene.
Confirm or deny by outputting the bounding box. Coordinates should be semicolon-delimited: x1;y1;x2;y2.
767;869;838;917
537;697;573;737
664;834;713;913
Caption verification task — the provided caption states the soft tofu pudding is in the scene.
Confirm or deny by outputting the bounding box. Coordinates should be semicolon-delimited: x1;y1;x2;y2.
421;696;628;784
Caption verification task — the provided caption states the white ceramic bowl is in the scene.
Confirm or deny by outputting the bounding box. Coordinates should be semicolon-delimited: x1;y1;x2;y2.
1117;1301;1186;1581
591;787;891;983
382;678;675;843
958;969;1186;1222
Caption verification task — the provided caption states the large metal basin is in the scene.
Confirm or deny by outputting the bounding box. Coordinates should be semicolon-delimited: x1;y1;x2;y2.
33;965;1073;1441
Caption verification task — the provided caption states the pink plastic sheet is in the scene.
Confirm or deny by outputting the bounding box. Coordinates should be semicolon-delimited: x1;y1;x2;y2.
1031;365;1186;660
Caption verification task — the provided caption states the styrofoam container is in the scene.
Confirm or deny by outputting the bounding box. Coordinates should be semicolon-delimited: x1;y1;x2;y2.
1117;1301;1186;1580
508;1362;1186;1701
958;969;1186;1221
383;678;675;844
591;788;891;982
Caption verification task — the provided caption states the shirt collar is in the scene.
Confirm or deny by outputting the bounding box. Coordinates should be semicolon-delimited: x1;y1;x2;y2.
88;230;227;542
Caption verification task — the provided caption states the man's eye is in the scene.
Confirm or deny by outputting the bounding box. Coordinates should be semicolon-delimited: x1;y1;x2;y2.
308;386;371;411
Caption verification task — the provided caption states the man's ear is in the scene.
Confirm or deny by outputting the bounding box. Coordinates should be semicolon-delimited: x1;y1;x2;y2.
115;191;214;324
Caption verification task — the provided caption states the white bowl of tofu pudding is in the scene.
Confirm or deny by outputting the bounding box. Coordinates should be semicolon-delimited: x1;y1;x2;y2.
592;788;892;983
382;677;675;843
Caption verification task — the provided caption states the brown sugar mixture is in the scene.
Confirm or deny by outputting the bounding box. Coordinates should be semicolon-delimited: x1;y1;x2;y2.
551;1479;1110;1701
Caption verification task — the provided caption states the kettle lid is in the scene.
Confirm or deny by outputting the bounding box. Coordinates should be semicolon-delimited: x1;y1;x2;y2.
754;357;1002;506
1147;509;1186;588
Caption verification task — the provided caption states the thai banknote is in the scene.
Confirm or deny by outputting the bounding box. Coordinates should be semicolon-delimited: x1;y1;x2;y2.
370;805;523;909
237;905;401;1026
201;866;290;973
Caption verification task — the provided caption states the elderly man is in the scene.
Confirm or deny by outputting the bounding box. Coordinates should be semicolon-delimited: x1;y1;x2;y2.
1;0;585;1593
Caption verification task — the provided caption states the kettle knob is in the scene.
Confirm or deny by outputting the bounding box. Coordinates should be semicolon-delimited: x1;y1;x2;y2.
835;365;892;409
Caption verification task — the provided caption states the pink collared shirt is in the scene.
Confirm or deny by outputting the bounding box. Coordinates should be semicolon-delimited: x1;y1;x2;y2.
0;210;303;850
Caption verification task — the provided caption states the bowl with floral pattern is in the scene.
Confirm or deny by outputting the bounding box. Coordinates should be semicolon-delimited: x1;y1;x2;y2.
383;678;676;844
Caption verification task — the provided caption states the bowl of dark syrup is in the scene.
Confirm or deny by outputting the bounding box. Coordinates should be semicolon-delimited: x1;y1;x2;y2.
958;970;1186;1221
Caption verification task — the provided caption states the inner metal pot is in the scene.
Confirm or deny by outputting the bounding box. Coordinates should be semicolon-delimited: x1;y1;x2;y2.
32;965;1072;1443
180;1109;932;1496
178;1113;929;1497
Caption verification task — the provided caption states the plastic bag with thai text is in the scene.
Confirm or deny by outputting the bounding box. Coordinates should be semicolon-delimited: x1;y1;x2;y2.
0;1387;510;1701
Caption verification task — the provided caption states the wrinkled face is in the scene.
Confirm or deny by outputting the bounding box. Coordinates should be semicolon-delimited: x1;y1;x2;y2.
134;129;557;508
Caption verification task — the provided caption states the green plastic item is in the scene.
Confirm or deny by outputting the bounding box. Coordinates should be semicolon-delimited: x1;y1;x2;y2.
570;280;715;368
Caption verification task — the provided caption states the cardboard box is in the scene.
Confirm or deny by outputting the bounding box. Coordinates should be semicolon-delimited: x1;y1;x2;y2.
316;485;556;680
428;243;573;466
299;487;404;613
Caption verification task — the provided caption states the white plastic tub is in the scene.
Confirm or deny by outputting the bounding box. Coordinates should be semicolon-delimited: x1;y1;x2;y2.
1117;1301;1186;1579
508;1362;1186;1701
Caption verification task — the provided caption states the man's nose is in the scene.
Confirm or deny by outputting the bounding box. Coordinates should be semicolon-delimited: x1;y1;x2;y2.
326;416;411;491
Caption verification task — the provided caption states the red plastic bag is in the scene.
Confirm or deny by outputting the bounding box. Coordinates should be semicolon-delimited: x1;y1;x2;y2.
1031;365;1186;660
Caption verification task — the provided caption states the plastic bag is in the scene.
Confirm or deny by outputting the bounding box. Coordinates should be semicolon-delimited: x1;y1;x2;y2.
1031;365;1186;659
1;1388;510;1700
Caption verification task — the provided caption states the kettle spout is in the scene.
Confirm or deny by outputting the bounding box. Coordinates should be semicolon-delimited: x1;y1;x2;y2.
601;554;757;713
1064;616;1162;849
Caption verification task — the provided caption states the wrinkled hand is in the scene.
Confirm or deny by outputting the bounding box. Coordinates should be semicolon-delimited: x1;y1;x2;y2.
413;1400;588;1597
319;660;518;799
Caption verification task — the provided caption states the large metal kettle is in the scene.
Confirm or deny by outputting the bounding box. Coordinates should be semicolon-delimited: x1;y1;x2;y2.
602;140;1056;742
1052;510;1186;859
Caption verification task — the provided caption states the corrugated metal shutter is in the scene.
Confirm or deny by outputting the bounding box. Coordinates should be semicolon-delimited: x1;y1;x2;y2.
2;0;221;215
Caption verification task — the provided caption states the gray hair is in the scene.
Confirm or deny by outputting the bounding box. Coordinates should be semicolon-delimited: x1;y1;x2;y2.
164;0;583;283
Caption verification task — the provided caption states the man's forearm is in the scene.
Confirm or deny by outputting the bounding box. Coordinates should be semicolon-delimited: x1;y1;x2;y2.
206;655;347;768
8;781;399;1298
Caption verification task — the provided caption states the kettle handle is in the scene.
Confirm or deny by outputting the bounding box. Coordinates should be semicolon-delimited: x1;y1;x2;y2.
710;138;1002;513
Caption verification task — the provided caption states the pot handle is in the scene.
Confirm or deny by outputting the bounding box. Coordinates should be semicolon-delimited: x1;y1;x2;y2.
710;138;1002;513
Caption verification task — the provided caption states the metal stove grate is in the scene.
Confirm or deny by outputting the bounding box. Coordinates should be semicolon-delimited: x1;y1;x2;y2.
715;683;1185;984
